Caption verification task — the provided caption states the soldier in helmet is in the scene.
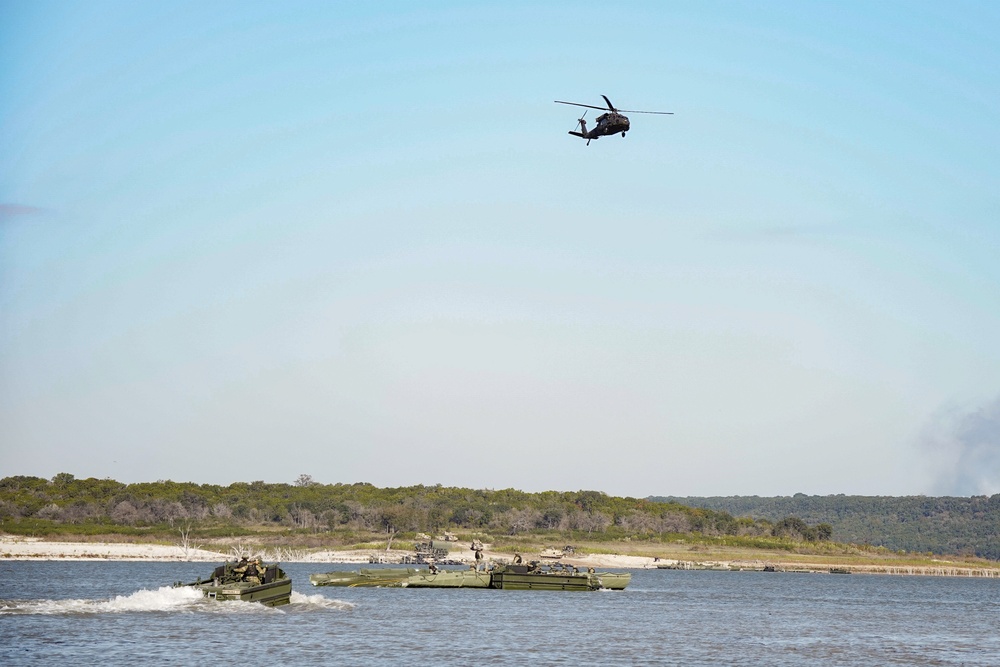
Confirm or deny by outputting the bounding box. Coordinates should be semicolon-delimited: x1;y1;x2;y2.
232;557;250;582
245;558;264;585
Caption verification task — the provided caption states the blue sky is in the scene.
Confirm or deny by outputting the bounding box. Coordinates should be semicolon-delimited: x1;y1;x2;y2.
2;1;999;496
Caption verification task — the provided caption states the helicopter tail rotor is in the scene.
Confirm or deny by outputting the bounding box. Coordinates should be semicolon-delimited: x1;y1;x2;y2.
566;111;592;145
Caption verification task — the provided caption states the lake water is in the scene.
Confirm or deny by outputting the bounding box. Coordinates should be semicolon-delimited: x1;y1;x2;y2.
1;561;998;666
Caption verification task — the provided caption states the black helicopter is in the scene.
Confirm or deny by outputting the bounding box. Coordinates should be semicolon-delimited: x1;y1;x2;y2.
554;95;672;145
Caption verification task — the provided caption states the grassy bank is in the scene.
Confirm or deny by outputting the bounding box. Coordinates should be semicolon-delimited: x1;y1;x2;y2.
5;521;1000;574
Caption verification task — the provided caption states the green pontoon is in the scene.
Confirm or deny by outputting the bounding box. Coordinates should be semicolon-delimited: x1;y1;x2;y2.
311;567;492;588
403;569;491;588
310;563;630;591
310;567;422;587
489;563;631;591
177;561;292;607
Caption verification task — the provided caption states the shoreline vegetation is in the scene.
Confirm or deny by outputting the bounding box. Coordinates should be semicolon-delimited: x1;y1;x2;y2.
2;535;999;578
3;474;999;578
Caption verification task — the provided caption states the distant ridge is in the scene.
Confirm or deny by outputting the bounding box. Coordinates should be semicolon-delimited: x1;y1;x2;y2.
652;494;1000;560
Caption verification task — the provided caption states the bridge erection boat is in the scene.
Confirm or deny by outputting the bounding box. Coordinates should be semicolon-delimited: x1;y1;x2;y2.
310;562;629;591
489;562;630;591
310;567;491;588
176;560;292;607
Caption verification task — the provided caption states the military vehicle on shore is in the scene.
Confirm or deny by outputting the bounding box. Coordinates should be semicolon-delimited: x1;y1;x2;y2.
401;539;456;564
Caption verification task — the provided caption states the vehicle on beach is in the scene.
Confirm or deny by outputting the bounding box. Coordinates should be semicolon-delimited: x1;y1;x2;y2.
175;560;292;607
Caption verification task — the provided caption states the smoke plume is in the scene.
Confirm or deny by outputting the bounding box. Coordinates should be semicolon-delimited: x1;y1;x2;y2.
922;395;1000;496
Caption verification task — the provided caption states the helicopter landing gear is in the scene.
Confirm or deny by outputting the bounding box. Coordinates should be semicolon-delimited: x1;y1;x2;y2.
622;131;626;137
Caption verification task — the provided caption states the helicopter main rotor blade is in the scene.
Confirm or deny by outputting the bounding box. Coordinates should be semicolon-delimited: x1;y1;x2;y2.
617;109;674;115
601;95;616;111
554;100;611;111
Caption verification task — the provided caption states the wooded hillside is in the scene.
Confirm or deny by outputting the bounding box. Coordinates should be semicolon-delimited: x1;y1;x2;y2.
1;474;831;548
654;494;1000;559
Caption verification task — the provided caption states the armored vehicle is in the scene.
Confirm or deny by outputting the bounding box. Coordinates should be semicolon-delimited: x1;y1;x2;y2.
401;539;453;564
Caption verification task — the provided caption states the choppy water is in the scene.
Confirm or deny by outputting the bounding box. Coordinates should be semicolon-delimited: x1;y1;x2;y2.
1;561;998;666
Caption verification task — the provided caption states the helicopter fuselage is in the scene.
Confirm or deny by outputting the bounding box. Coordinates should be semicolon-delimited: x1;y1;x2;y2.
557;95;671;145
569;112;631;143
591;112;630;137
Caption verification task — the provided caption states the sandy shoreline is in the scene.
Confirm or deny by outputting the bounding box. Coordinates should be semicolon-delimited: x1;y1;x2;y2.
3;537;998;577
0;536;645;567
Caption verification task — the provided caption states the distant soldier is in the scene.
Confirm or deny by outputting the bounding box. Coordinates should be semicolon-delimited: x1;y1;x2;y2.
474;548;484;571
513;552;522;564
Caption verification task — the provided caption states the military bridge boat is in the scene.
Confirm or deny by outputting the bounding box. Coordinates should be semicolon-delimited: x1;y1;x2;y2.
176;559;292;607
489;562;630;591
310;562;629;591
310;567;490;588
402;569;491;588
310;567;418;587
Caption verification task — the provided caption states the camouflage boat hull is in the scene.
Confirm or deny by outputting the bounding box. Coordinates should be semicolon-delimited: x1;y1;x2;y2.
179;562;292;607
309;565;630;591
489;564;630;591
310;567;421;587
589;572;631;590
402;570;492;588
191;578;292;606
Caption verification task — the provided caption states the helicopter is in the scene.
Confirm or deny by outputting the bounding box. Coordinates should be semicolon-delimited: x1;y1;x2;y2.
554;95;672;145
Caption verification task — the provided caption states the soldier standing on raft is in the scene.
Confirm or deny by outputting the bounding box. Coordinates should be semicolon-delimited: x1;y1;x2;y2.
474;548;484;571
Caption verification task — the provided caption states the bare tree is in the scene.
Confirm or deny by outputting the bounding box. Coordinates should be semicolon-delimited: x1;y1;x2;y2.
506;508;542;535
111;501;141;525
177;523;201;561
211;503;233;519
659;511;692;534
35;503;63;520
287;504;317;531
571;511;611;536
228;540;257;560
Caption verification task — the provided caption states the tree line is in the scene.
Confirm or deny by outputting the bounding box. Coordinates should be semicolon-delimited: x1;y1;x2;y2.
654;493;1000;560
0;474;833;546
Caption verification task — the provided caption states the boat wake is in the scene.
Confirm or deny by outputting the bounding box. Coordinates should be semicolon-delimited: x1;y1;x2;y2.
0;588;355;616
289;591;355;610
0;586;207;615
